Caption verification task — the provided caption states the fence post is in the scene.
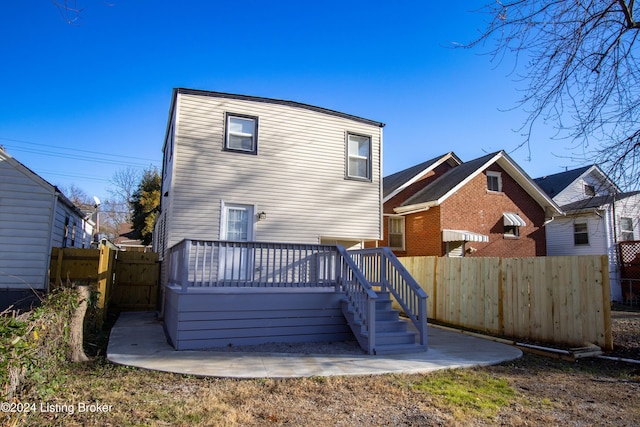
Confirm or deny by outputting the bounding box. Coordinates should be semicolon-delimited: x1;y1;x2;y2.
601;255;613;350
97;246;115;322
54;248;64;289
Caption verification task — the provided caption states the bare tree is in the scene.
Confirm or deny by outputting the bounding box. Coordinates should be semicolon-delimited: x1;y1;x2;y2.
108;167;140;222
52;0;83;24
60;184;93;211
466;1;640;189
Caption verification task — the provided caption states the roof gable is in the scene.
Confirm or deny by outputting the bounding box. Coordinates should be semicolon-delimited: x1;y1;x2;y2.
534;166;592;198
395;150;561;215
534;165;620;200
383;152;461;201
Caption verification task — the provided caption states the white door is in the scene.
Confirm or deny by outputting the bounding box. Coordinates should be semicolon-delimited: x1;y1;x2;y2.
220;204;254;280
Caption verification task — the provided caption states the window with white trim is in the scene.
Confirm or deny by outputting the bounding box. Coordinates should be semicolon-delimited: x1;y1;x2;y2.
225;113;258;154
388;217;405;250
487;171;502;192
347;133;371;180
574;221;589;245
620;217;634;241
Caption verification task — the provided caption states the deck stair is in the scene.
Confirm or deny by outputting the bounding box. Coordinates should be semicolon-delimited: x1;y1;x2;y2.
341;290;425;355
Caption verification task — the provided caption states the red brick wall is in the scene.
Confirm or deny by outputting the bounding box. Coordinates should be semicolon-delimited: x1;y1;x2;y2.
370;164;548;257
439;165;547;257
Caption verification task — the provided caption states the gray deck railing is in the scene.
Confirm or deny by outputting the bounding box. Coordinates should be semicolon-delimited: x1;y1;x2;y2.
167;239;340;290
349;247;428;347
335;245;378;354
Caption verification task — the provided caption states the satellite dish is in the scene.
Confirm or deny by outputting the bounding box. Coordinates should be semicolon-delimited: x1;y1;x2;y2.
93;196;101;207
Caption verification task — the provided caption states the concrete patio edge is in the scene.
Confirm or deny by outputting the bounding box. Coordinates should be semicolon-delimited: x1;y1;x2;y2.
107;312;523;378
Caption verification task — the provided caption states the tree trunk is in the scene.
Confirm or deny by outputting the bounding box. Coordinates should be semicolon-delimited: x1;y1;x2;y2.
70;285;90;362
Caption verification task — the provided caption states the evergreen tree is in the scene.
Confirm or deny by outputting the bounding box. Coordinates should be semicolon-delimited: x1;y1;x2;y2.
131;167;161;245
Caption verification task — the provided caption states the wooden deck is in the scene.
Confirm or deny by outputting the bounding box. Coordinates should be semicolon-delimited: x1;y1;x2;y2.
163;240;428;354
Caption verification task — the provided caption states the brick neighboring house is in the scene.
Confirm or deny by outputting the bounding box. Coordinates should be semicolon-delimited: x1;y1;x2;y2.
370;151;561;257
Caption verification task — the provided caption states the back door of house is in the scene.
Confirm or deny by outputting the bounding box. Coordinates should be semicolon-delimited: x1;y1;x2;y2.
219;204;254;280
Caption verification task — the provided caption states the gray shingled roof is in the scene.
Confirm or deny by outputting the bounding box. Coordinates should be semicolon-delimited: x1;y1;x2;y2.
533;166;592;199
560;191;640;212
400;152;499;207
383;154;452;198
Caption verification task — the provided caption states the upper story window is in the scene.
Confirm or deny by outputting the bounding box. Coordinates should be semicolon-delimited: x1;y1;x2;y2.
347;133;371;180
487;171;502;192
574;221;589;245
620;217;634;241
225;113;258;154
388;217;405;250
584;184;596;197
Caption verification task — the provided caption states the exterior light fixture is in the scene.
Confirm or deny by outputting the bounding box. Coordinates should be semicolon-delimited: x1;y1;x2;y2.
257;211;267;220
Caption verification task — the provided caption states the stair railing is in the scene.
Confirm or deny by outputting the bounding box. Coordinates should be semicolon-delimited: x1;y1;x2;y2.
349;247;428;348
335;245;377;354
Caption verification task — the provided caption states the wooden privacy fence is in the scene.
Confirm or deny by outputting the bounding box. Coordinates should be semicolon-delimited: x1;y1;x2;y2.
399;255;612;350
50;247;160;316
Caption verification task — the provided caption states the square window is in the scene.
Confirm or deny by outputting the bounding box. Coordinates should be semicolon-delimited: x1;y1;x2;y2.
504;225;519;238
620;217;634;241
347;133;371;180
225;113;258;154
574;222;589;245
487;171;502;192
584;184;596;197
388;217;404;250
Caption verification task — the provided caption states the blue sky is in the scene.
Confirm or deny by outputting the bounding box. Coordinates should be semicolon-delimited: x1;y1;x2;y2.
0;1;575;201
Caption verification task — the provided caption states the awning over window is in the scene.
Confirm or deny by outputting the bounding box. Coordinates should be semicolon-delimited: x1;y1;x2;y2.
503;212;526;227
442;229;489;243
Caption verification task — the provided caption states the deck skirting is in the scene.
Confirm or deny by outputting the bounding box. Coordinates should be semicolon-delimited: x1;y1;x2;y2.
164;286;352;350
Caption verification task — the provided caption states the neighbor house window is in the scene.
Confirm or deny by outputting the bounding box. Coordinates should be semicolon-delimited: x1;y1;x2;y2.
620;217;634;241
584;184;596;197
504;225;519;238
347;133;371;180
225;113;258;154
388;217;405;250
574;222;589;245
487;171;502;192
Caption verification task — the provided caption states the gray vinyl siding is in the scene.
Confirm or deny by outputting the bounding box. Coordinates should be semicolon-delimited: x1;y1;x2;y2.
163;92;382;251
545;215;608;256
0;157;55;290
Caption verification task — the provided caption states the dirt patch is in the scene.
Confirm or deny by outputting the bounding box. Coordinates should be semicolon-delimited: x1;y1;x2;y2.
610;308;640;359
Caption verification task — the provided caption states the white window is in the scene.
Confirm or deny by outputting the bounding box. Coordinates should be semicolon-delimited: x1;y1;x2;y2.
388;217;405;250
487;171;502;192
620;217;634;241
225;113;258;154
574;222;589;245
347;133;371;180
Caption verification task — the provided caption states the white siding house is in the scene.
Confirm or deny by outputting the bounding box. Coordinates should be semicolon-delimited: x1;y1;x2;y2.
535;165;640;301
153;90;428;354
0;147;94;310
156;89;384;269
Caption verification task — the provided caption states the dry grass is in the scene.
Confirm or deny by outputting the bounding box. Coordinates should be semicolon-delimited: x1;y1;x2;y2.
3;308;639;426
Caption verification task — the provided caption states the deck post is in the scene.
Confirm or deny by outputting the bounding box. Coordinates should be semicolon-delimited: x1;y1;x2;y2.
182;239;191;292
367;296;376;355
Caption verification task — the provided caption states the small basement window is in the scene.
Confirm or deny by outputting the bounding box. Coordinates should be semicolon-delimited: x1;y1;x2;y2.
225;113;258;154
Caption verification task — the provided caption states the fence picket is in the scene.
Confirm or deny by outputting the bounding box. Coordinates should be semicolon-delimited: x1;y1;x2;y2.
401;254;612;350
